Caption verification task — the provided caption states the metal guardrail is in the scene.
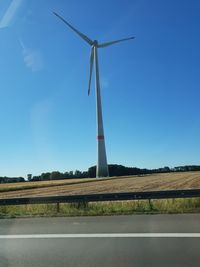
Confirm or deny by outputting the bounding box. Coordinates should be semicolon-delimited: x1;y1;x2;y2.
0;189;200;206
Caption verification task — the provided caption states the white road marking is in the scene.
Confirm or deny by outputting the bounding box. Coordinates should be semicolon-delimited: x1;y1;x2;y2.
0;233;200;239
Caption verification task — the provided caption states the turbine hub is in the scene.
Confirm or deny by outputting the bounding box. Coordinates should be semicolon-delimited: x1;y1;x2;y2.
93;40;98;46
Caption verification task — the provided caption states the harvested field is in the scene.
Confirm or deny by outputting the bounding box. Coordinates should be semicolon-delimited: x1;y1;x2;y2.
0;178;96;192
0;171;200;199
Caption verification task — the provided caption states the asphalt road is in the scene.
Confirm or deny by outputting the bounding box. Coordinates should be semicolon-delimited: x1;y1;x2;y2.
0;214;200;267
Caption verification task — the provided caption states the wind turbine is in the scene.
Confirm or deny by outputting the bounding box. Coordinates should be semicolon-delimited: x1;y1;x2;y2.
53;12;134;178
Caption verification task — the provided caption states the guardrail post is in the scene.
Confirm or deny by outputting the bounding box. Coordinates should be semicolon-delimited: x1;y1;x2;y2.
148;199;153;210
56;203;60;213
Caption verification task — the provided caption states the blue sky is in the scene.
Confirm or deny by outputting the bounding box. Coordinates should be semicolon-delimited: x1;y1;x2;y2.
0;0;200;177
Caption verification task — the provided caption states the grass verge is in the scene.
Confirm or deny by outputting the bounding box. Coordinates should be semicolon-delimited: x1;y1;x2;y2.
0;198;200;218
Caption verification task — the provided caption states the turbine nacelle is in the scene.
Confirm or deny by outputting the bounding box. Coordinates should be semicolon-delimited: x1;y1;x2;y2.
93;40;98;46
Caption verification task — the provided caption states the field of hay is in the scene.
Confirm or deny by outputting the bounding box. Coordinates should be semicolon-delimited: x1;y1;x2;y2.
0;171;200;199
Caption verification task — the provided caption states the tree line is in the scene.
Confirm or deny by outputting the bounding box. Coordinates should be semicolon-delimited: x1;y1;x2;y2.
1;164;200;183
0;177;25;183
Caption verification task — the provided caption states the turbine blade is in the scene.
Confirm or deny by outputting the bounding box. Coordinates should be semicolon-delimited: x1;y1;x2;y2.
98;37;135;48
88;47;94;96
53;12;93;46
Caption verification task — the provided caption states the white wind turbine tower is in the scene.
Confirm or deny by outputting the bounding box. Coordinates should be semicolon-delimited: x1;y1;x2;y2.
53;12;134;178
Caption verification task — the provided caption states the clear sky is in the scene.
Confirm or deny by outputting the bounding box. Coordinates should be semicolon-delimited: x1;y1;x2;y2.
0;0;200;178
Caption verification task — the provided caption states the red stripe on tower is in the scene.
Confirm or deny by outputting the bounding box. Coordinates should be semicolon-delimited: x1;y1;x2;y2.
97;135;104;140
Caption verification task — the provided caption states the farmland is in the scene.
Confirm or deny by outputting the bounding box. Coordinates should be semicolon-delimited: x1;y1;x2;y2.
0;171;200;199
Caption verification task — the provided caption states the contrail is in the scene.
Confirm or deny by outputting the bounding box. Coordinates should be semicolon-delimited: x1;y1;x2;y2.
0;0;23;28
